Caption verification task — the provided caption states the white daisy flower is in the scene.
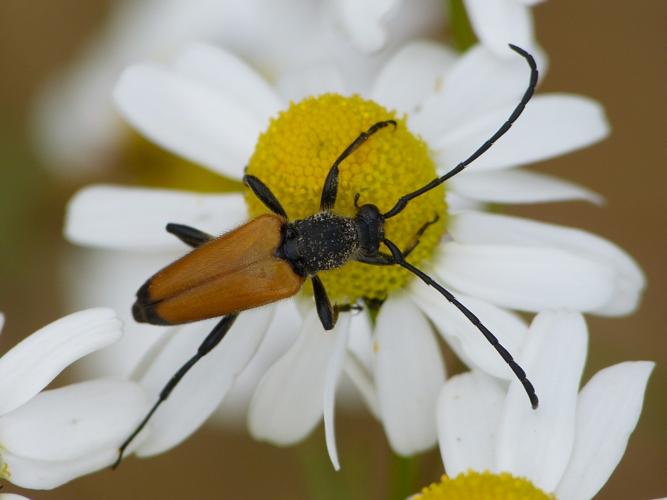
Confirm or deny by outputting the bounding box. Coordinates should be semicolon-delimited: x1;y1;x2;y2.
425;310;654;500
32;0;444;173
0;309;150;489
65;40;643;469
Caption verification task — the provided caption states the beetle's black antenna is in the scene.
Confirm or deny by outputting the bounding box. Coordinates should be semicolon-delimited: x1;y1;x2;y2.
382;238;539;409
112;313;239;469
320;120;396;211
383;44;538;219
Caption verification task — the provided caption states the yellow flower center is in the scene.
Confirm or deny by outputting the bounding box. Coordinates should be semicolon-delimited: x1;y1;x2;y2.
245;94;446;302
415;471;554;500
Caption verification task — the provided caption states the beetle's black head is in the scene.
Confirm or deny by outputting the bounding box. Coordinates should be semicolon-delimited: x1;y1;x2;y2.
355;203;384;255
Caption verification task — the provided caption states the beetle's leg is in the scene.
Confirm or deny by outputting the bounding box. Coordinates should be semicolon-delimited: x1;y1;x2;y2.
356;253;395;266
166;223;213;248
320;120;396;212
402;214;440;258
336;303;363;313
312;275;336;330
244;174;288;218
112;313;239;469
312;275;361;330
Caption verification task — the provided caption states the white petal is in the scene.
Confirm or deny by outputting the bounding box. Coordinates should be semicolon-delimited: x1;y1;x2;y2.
464;0;534;57
434;95;609;172
448;169;603;205
173;42;283;125
2;447;116;490
65;185;247;251
371;40;457;114
212;299;301;425
0;309;122;416
136;306;274;456
434;242;615;313
438;371;506;477
410;44;546;143
323;314;351;470
63;250;176;379
333;0;400;52
0;379;148;461
0;313;4;334
275;65;347;103
556;361;655;500
375;293;445;455
338;308;380;417
449;211;645;316
342;352;380;419
248;308;339;445
410;281;528;380
347;308;374;375
114;64;262;179
496;311;588;492
0;493;30;500
446;191;485;212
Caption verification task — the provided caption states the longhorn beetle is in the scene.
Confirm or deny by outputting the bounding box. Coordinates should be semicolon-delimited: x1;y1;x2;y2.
113;44;539;468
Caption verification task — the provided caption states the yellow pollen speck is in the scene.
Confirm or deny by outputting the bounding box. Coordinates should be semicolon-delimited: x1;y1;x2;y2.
415;471;555;500
245;94;446;302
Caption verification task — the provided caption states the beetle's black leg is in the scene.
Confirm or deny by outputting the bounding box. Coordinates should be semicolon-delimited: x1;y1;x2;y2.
243;174;288;218
312;275;361;330
166;223;213;248
112;313;239;469
382;238;539;410
320;120;396;212
312;275;336;330
356;252;395;266
402;215;440;258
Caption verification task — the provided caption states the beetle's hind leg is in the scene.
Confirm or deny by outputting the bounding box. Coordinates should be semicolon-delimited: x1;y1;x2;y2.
166;223;213;248
112;313;240;469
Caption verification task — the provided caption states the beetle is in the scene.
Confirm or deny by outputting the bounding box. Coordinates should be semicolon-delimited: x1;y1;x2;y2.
113;44;538;468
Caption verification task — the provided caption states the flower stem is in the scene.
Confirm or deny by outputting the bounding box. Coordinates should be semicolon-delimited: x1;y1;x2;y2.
388;453;422;500
448;0;477;52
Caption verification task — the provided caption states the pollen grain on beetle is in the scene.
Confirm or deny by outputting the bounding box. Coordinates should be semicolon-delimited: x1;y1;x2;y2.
245;93;447;302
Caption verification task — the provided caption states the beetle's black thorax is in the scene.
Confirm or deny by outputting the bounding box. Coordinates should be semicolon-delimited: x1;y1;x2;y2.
277;205;385;277
277;212;358;276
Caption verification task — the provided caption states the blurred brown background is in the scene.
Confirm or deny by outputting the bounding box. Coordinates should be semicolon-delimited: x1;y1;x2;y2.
0;1;665;499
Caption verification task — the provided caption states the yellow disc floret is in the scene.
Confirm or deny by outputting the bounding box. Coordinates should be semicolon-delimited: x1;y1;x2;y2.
245;94;446;302
416;471;555;500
